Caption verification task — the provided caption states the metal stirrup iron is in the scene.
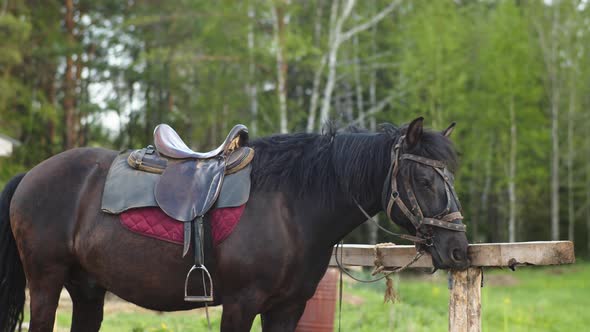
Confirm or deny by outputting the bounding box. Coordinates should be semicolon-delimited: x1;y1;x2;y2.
184;217;213;302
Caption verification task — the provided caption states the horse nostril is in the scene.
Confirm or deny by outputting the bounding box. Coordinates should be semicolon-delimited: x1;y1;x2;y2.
451;248;464;262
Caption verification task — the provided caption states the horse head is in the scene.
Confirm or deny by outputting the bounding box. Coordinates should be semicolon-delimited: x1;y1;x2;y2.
381;117;469;270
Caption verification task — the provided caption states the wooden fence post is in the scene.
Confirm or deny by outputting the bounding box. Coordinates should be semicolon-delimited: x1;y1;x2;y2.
448;267;482;332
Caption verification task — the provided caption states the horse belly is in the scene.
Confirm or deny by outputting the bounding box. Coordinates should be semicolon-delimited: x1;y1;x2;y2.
77;212;216;311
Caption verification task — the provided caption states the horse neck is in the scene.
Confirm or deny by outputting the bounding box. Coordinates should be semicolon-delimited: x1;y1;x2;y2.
303;133;393;247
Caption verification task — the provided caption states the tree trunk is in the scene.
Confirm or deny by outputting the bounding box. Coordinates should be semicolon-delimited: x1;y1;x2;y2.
567;71;576;242
63;0;77;149
353;33;365;127
319;0;354;128
344;81;353;122
550;89;560;240
469;162;479;243
248;3;258;136
368;2;377;132
273;2;288;133
43;64;57;153
144;74;152;143
508;95;517;242
548;4;561;241
482;141;493;242
366;7;378;243
75;49;86;146
534;3;563;241
343;45;354;122
307;0;332;133
307;55;325;133
587;161;590;253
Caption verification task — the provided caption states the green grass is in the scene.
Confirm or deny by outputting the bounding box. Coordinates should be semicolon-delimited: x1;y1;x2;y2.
39;262;589;331
337;263;590;332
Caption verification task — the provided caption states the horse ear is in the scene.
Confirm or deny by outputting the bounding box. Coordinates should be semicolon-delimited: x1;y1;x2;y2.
442;122;456;137
406;117;424;147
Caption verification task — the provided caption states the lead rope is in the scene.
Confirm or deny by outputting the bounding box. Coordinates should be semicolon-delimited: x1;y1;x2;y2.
334;241;424;283
204;303;211;331
334;198;426;330
203;276;211;331
198;220;212;331
338;240;343;332
334;240;424;332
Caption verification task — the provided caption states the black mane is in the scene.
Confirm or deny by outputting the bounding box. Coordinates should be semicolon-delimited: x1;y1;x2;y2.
249;123;458;208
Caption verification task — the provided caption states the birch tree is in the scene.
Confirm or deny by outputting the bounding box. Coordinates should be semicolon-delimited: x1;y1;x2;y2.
563;3;583;242
306;0;329;133
63;0;78;149
248;3;258;136
535;2;563;241
316;0;401;130
272;1;288;133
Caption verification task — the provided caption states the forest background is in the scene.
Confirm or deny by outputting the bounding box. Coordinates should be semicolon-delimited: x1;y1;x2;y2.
1;0;589;256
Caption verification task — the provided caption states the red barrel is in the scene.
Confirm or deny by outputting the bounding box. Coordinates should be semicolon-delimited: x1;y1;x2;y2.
295;268;339;332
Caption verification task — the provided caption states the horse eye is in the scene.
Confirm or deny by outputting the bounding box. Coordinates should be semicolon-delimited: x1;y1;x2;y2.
417;178;431;187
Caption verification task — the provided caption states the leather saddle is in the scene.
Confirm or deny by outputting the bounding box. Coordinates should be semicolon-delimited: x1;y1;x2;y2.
144;124;252;223
106;123;253;303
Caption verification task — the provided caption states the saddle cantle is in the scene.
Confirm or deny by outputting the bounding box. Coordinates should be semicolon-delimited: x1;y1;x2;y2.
101;123;253;303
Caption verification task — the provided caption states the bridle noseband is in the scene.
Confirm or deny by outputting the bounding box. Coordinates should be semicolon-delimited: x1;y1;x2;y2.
382;135;466;244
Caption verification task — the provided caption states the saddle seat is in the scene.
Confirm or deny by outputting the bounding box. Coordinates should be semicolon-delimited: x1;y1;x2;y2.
154;123;249;160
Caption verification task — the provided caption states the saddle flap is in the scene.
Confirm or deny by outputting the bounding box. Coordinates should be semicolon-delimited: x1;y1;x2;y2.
102;152;160;213
216;165;251;208
155;158;225;221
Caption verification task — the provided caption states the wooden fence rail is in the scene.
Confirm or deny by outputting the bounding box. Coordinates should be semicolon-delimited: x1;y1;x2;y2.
328;241;575;332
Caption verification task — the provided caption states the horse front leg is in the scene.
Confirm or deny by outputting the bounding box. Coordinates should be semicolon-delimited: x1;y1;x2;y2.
260;302;307;332
220;289;262;332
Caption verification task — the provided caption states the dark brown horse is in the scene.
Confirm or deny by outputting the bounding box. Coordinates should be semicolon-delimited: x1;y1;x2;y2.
0;117;469;332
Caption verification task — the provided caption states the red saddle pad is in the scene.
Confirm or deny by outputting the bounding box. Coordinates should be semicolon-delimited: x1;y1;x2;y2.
119;205;245;246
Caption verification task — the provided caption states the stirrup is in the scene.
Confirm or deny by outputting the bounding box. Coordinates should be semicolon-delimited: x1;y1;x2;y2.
184;264;214;302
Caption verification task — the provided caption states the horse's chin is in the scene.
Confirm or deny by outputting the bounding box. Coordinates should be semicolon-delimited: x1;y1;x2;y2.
428;246;447;269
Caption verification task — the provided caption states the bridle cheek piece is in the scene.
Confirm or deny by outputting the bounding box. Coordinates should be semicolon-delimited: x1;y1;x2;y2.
382;135;466;245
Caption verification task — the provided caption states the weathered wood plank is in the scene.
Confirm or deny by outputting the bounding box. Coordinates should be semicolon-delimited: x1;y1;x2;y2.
449;268;482;332
329;241;575;268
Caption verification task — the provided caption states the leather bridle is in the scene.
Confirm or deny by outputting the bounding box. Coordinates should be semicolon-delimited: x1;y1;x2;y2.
381;135;466;245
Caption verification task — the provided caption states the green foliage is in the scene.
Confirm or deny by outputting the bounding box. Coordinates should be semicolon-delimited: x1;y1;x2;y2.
0;14;31;66
1;0;590;252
